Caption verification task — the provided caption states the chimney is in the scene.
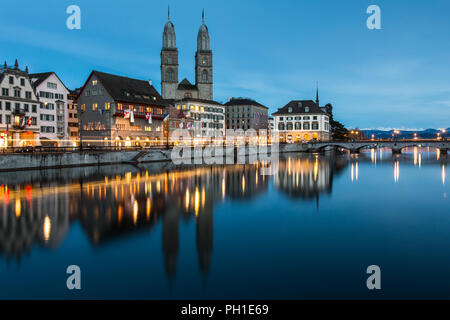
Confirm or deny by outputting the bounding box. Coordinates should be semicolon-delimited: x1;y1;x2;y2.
148;79;152;86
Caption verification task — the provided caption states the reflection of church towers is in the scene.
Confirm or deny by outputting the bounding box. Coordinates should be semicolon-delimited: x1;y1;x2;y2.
162;205;179;280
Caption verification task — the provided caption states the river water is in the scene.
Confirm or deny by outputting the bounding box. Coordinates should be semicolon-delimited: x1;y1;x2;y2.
0;148;448;299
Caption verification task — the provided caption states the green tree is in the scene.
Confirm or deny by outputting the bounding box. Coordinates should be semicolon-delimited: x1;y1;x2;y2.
324;103;349;141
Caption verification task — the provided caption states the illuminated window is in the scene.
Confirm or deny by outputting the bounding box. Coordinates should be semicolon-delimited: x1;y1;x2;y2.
105;102;110;110
92;103;98;111
92;80;98;86
117;103;123;111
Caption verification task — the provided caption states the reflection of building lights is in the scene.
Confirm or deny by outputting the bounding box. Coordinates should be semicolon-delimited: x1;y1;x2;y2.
118;205;123;225
146;197;151;220
222;177;226;199
201;187;205;208
133;201;138;225
351;163;354;182
313;158;318;181
194;187;200;216
437;148;440;160
242;175;246;193
414;147;418;166
443;164;446;185
418;154;422;168
43;215;51;242
15;199;21;218
394;161;400;183
185;188;190;210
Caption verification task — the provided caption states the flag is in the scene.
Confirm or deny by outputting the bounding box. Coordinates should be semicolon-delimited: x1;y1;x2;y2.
124;109;130;119
145;112;152;124
130;111;134;123
99;108;103;115
187;122;192;129
27;117;32;127
163;113;169;122
179;122;184;128
6;120;8;134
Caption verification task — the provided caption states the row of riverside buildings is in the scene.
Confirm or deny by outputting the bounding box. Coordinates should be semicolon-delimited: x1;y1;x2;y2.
0;12;331;149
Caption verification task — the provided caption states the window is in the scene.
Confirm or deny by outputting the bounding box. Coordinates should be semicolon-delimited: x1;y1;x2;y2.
32;105;37;112
166;69;175;82
25;91;32;99
295;122;301;130
0;101;2;110
92;103;98;111
24;104;29;112
305;107;310;112
5;102;11;110
117;103;123;111
105;102;110;110
201;70;208;82
9;76;13;84
303;122;310;130
312;122;319;130
20;78;25;86
0;115;2;123
47;82;57;89
6;115;11;124
313;116;318;120
278;123;285;130
288;107;292;113
287;122;293;130
2;88;9;96
14;89;20;98
92;80;98;86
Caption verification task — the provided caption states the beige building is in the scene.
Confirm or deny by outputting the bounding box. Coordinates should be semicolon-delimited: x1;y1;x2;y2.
272;99;330;143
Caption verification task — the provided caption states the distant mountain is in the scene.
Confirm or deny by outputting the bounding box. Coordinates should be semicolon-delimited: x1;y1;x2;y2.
362;128;450;140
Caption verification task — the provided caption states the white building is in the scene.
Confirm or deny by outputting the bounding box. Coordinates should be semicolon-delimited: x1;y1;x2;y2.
272;99;330;143
173;98;225;140
30;72;70;146
0;60;40;148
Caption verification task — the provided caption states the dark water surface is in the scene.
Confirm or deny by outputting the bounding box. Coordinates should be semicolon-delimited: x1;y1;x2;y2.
0;148;448;299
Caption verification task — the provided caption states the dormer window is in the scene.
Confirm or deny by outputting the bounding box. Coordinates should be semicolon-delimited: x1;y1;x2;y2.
92;80;98;86
297;102;302;108
305;107;310;112
288;107;292;113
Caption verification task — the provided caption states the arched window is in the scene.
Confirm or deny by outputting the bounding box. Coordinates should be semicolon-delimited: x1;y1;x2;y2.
201;70;208;82
278;123;285;131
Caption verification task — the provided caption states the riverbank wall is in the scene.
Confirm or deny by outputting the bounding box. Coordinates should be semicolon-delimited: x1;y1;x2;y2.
0;144;312;172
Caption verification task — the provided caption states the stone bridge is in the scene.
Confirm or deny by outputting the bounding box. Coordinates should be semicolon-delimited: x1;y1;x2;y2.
304;140;450;154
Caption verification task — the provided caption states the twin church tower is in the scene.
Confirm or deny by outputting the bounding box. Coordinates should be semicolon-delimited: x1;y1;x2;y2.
160;8;213;101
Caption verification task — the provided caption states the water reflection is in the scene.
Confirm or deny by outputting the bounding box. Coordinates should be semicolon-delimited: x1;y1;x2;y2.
0;148;447;284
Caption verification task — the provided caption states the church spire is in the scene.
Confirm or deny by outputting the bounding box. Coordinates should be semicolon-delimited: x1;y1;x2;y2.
168;5;170;20
202;8;205;24
315;81;319;106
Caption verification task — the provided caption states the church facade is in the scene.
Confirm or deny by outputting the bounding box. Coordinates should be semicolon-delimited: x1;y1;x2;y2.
160;11;213;101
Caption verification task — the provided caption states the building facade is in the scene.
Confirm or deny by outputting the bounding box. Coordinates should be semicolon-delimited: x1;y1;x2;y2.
77;70;167;147
0;60;40;148
272;99;330;143
30;72;70;146
67;89;79;146
161;11;213;101
224;98;268;131
172;98;224;139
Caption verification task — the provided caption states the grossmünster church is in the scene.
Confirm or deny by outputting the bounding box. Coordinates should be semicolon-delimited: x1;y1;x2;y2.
160;9;213;101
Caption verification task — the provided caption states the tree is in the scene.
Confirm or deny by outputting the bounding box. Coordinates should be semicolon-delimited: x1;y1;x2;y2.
324;103;349;141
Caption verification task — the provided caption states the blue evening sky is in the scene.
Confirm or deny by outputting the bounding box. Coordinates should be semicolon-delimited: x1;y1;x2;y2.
1;0;449;130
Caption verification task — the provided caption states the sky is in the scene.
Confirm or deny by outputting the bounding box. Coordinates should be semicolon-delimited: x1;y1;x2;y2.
1;0;449;130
